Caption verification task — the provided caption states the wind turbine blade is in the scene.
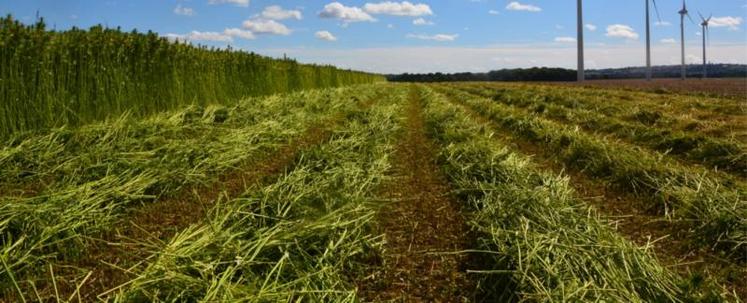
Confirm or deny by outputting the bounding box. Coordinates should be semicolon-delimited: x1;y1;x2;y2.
698;11;705;21
652;0;662;22
687;13;696;25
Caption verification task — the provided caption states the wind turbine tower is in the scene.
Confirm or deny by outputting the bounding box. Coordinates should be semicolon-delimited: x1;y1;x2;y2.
645;0;661;81
678;0;691;80
577;0;584;82
699;12;711;78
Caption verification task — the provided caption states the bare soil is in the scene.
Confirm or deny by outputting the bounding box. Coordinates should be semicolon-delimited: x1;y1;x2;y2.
358;87;473;302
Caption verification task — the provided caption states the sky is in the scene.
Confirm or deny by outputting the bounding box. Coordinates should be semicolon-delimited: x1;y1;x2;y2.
2;0;746;73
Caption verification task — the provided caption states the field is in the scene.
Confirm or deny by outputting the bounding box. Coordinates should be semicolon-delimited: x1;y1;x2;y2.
1;80;745;302
554;78;747;100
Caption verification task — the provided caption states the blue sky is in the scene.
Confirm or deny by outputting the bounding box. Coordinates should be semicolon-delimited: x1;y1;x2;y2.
2;0;746;73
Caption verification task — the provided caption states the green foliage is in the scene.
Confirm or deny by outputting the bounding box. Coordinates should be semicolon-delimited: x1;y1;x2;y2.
457;84;746;177
0;15;384;138
0;85;380;298
112;88;401;301
439;87;747;260
420;87;704;302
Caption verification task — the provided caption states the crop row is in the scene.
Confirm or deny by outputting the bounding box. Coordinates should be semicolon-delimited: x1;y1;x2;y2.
453;84;746;178
436;86;746;259
0;85;381;295
0;16;384;138
419;87;720;302
458;83;745;143
109;87;402;301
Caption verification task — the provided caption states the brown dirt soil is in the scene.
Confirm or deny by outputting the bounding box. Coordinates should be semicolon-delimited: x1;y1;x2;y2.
443;92;747;300
558;78;747;99
358;87;473;302
20;115;345;302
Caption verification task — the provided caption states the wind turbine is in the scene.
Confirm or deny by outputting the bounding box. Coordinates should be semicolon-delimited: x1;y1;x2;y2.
645;0;662;81
699;12;712;78
577;0;584;82
678;0;694;80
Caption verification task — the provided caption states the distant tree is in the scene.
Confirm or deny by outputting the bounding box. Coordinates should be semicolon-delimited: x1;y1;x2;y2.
387;64;746;83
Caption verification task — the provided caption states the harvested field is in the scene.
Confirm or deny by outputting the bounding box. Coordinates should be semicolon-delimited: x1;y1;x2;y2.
2;82;744;302
558;78;747;99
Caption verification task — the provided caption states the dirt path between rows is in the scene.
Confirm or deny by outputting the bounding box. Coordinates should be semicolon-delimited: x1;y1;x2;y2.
32;111;350;301
442;92;746;300
358;87;473;302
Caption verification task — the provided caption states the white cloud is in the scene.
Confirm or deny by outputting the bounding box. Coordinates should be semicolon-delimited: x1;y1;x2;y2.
174;4;196;16
224;28;256;40
164;33;185;42
606;24;639;40
655;21;671;26
506;2;541;12
554;36;576;43
413;18;434;26
165;28;256;43
174;31;233;42
190;31;233;42
407;33;458;42
387;23;395;29
242;19;292;35
488;10;499;15
710;16;743;30
315;30;338;41
660;38;676;44
363;1;433;17
260;5;302;20
208;0;249;7
319;2;376;23
585;24;597;31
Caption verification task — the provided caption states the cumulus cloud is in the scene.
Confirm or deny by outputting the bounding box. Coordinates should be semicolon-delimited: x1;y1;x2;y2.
165;28;258;43
506;2;541;12
164;33;185;42
407;33;458;42
363;1;433;17
242;19;292;35
413;18;434;26
554;36;576;43
315;30;338;41
167;31;233;42
606;24;639;40
189;31;233;42
208;0;249;7
660;38;676;44
488;10;499;15
319;2;376;23
261;5;302;20
585;24;597;31
224;28;256;40
709;16;743;30
174;4;195;16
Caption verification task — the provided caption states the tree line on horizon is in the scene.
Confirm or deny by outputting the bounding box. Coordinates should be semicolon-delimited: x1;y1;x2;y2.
387;64;747;82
